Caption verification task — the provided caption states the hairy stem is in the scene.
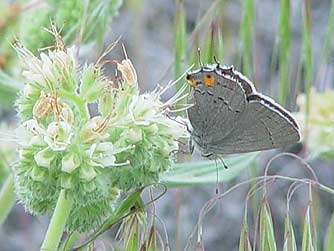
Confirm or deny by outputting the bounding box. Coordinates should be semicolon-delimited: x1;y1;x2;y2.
41;189;74;251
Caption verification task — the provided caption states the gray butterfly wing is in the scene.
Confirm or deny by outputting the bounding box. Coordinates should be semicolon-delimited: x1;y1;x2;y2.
207;94;300;154
187;70;247;146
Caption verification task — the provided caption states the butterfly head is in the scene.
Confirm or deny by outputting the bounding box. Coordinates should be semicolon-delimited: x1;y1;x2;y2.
186;65;218;87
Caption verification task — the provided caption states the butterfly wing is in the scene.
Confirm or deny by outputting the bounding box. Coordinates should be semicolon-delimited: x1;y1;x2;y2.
207;94;300;154
187;69;247;146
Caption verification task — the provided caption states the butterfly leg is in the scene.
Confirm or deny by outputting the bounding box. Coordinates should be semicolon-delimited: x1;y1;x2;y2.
189;136;195;154
169;138;192;160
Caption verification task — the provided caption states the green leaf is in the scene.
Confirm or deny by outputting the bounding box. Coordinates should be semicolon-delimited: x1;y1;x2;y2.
302;206;315;251
214;24;224;62
239;216;252;251
146;226;157;251
188;33;200;68
276;0;290;105
123;214;139;251
319;0;334;65
160;152;257;186
259;201;277;251
324;212;334;251
301;0;313;125
239;0;254;76
202;18;223;64
202;24;214;64
173;0;186;88
113;190;143;219
283;215;297;251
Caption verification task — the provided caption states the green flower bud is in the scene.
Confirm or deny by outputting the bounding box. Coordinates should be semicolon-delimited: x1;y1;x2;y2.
31;166;48;182
147;124;159;135
82;181;96;193
61;152;80;173
121;127;142;143
99;90;115;116
44;121;72;151
85;80;108;103
79;116;110;143
18;147;32;161
79;164;97;181
61;173;73;189
61;103;74;125
80;64;100;98
34;148;56;168
23;83;41;98
16;98;35;121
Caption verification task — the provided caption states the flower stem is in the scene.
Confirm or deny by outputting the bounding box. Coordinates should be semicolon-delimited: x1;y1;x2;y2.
0;174;16;226
60;91;89;120
41;189;74;251
58;231;80;251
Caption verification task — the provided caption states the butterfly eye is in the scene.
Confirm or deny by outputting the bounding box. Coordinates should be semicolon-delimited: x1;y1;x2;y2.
203;74;215;86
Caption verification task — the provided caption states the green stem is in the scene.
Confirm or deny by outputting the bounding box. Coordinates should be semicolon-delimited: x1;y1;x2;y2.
41;190;74;251
59;90;89;121
0;174;16;226
58;231;80;251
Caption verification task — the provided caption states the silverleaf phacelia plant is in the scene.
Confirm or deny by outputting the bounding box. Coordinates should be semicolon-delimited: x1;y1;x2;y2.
14;39;188;232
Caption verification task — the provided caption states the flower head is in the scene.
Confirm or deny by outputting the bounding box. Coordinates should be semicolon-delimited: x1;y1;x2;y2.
14;38;188;232
296;88;334;159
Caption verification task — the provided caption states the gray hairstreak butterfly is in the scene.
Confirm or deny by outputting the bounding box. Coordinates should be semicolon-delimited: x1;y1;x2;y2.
186;64;300;159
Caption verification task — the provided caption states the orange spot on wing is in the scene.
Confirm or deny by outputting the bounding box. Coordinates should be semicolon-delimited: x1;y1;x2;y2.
203;74;215;86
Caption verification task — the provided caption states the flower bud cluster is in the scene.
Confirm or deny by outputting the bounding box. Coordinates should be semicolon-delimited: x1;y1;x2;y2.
14;41;188;232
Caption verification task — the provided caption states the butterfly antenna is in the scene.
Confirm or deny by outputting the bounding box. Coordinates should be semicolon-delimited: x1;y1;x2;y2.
197;48;203;68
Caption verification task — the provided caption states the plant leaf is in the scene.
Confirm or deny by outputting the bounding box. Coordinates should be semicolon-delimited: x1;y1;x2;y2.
324;212;334;251
239;216;252;251
302;206;315;251
239;0;254;76
283;215;297;251
160;152;257;186
259;201;277;251
173;0;186;88
301;0;313;125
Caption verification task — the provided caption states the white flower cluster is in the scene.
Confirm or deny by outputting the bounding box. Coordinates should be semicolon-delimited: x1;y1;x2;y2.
14;41;189;232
